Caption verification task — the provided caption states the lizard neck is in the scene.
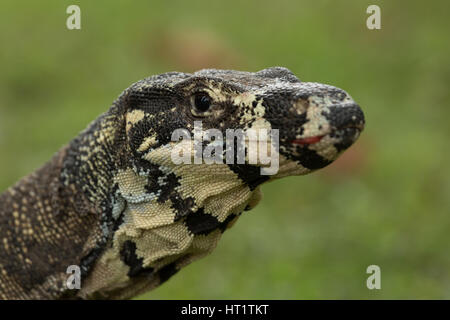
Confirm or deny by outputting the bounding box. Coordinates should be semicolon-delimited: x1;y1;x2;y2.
0;108;127;299
61;109;127;237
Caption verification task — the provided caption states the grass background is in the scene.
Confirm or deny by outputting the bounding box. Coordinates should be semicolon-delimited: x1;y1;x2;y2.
0;0;449;299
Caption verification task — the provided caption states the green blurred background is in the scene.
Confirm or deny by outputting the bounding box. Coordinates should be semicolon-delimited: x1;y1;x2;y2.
0;0;449;299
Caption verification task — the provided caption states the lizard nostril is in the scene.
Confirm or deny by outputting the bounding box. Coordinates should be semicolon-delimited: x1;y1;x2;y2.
323;104;365;130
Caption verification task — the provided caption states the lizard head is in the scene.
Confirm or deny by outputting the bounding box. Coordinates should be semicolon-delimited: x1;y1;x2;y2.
79;68;365;298
122;67;364;183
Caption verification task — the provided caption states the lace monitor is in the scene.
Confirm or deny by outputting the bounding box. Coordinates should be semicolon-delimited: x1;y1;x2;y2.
0;67;365;299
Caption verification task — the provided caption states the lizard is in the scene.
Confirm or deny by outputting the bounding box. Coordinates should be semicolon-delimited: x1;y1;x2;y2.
0;67;365;299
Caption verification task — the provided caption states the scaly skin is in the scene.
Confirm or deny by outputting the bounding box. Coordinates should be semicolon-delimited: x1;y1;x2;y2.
0;67;365;299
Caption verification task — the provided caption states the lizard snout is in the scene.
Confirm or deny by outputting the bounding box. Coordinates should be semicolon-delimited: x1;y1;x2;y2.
324;103;365;132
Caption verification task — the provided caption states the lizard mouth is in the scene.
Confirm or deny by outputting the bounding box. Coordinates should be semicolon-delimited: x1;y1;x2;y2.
291;135;325;145
290;102;365;147
290;124;364;146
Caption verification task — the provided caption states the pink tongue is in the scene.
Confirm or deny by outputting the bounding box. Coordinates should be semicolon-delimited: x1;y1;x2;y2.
291;135;324;145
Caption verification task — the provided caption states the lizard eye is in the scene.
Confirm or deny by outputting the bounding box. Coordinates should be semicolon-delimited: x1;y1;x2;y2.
192;93;212;114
